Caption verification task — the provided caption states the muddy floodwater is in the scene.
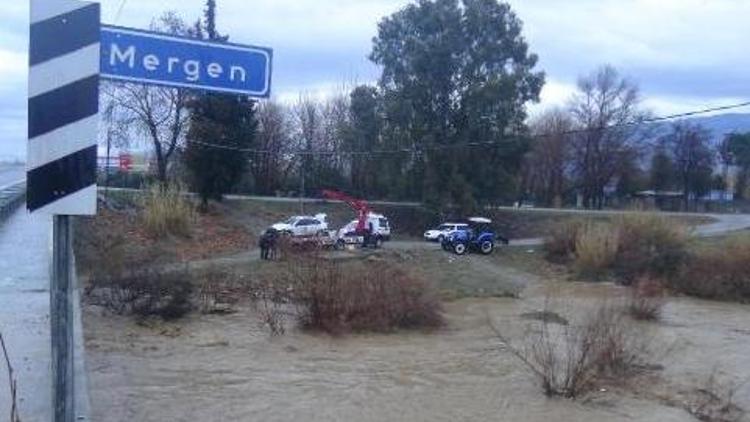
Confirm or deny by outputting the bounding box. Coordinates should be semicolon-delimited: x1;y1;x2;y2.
83;276;750;422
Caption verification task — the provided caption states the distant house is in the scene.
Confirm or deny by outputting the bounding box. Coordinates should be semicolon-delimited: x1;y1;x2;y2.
633;190;683;211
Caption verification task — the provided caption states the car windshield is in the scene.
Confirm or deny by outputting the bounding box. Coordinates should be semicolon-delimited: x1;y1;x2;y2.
283;217;298;224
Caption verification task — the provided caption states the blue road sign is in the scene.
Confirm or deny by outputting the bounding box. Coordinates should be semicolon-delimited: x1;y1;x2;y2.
100;25;272;97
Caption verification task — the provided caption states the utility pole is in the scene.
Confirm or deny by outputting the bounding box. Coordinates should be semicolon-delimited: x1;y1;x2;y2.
299;155;306;214
105;127;112;198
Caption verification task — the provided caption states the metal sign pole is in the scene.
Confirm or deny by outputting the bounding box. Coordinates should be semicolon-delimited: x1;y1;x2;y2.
51;215;74;422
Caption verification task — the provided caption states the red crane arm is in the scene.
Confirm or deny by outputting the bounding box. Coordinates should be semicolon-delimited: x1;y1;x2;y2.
321;189;370;233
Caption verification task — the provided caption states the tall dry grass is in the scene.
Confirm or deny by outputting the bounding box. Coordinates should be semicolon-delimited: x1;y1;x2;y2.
545;213;688;284
612;213;688;284
574;223;619;279
544;219;585;263
672;236;750;303
140;183;194;238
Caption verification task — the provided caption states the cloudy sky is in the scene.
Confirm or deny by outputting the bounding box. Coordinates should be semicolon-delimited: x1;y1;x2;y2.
1;0;749;159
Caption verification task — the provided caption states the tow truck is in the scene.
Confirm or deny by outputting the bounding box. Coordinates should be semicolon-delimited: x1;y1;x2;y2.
321;189;391;249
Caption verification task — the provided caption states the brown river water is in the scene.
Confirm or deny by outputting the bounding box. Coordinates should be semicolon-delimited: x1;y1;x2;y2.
83;278;750;422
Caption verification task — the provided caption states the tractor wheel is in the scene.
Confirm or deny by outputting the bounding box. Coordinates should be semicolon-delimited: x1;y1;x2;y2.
453;242;467;255
480;240;494;255
374;236;383;249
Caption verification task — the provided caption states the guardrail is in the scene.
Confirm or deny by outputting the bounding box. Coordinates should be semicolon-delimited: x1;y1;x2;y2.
0;180;26;221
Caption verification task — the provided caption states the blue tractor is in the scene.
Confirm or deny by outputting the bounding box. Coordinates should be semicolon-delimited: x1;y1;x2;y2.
440;217;507;255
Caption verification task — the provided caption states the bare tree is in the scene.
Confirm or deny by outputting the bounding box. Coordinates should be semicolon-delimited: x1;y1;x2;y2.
294;95;319;196
102;12;193;183
569;65;649;209
253;101;294;194
523;108;573;207
662;122;715;211
320;93;350;180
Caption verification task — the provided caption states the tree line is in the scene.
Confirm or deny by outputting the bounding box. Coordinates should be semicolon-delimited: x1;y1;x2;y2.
102;0;750;213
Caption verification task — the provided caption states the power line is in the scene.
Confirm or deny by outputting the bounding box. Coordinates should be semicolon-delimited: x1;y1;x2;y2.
182;100;750;157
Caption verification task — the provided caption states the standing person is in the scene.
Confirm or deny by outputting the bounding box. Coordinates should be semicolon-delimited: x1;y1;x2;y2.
367;221;376;248
259;228;277;260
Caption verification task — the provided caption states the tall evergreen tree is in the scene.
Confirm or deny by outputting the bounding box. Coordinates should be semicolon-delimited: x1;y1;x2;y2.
370;0;544;211
185;0;256;209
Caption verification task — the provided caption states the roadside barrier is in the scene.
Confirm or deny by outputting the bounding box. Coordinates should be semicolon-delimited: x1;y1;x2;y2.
0;181;26;222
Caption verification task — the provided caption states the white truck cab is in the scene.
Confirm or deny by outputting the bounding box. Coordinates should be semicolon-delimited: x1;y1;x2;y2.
336;213;392;246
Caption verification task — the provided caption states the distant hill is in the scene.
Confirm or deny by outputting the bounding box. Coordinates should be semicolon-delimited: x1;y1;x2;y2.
653;113;750;144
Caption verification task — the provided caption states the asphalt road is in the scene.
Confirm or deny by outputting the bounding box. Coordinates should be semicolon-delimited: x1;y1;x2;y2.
0;204;89;420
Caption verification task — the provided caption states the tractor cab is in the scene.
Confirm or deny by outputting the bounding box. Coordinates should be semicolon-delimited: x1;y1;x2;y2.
441;217;505;255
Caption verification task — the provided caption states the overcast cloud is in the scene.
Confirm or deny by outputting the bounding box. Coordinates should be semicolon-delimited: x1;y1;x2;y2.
1;0;749;159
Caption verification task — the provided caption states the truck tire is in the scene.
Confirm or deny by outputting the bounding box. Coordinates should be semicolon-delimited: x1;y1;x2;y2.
480;240;494;255
374;236;383;249
453;242;467;255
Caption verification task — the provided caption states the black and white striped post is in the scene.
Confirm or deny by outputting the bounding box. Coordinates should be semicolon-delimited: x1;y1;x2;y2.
28;1;100;420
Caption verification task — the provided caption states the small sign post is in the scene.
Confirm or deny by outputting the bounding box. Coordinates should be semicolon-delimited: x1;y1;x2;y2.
29;1;100;421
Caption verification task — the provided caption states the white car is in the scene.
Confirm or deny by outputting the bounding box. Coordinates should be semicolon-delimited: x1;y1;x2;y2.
271;214;328;237
424;222;469;242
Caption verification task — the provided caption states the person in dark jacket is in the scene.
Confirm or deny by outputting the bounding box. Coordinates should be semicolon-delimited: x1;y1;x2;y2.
259;228;278;260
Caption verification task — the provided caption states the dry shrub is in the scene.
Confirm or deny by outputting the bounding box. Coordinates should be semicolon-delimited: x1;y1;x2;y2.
627;276;667;321
284;258;444;334
492;301;651;399
686;371;747;422
544;219;585;263
198;270;252;314
612;213;688;285
86;269;194;320
256;284;286;336
672;237;750;303
574;223;620;280
140;183;194;238
1;332;20;422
